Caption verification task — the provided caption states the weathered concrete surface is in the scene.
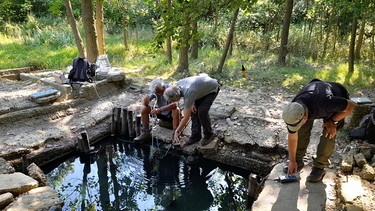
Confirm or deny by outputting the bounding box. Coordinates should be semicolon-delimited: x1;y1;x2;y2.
252;163;337;211
0;77;289;174
1;69;375;210
4;186;64;211
0;172;39;195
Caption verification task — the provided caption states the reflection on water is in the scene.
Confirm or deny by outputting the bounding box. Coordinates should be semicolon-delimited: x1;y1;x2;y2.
45;137;250;211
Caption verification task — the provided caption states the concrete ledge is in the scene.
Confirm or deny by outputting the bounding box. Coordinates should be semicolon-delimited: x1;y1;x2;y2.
252;164;336;211
0;67;32;80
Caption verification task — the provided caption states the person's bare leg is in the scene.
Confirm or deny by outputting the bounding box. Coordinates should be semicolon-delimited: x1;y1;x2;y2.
140;105;151;126
134;104;152;142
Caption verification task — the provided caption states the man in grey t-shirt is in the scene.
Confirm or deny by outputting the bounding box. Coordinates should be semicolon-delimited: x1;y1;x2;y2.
163;74;220;147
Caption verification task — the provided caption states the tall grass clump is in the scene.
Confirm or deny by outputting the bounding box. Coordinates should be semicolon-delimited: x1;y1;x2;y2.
0;14;78;69
19;15;74;48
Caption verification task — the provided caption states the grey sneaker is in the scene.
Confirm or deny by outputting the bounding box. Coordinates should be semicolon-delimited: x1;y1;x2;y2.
200;134;214;146
283;160;304;174
134;131;152;144
306;167;326;183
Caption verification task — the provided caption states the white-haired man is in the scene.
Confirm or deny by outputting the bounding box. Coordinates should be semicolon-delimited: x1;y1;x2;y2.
134;79;180;143
163;74;220;147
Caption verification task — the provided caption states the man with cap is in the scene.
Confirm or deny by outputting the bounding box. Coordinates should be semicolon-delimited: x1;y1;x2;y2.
282;79;355;182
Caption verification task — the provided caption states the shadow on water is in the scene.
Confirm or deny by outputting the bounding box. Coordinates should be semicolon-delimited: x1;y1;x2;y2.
43;136;253;211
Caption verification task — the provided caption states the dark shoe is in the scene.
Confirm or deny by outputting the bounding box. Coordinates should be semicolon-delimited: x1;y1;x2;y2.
181;135;201;147
283;160;305;174
134;131;152;144
306;167;326;183
200;134;214;146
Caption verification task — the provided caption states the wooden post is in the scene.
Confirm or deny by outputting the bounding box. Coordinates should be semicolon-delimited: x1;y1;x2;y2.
22;155;28;174
127;109;136;138
247;173;262;209
80;131;91;153
136;114;141;137
111;108;116;136
77;135;84;152
115;107;121;133
121;107;129;136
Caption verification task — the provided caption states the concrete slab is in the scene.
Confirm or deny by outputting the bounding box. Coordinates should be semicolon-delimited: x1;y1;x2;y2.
0;173;39;196
4;186;63;211
252;163;336;211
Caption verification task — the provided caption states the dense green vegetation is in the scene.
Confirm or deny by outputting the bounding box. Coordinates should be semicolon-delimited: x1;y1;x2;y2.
0;0;374;95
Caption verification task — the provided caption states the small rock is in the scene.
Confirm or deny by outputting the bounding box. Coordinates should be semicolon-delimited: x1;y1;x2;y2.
360;164;375;181
0;192;14;209
27;163;49;186
341;154;354;173
354;153;367;168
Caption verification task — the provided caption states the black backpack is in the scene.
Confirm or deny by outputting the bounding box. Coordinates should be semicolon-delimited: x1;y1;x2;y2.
349;106;375;144
68;57;92;82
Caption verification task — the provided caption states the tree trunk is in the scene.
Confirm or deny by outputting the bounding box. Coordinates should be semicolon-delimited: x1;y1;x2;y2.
278;0;294;66
64;0;85;58
371;34;375;62
191;20;198;59
166;0;172;64
217;8;239;73
96;0;105;55
177;42;189;72
176;11;190;72
348;18;357;73
333;19;339;51
213;6;218;32
302;0;309;34
322;11;331;59
229;39;233;56
355;18;366;61
122;15;129;51
166;37;172;64
81;0;99;63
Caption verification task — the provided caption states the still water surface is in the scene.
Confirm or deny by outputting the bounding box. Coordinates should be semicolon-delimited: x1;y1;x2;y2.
45;137;251;211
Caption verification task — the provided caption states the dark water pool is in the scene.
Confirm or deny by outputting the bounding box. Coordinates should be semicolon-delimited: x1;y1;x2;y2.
44;136;252;211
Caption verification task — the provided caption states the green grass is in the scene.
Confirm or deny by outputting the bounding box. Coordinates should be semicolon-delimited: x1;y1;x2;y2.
0;22;374;95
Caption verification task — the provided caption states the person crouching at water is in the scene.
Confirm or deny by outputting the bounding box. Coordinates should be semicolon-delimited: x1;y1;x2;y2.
163;74;220;147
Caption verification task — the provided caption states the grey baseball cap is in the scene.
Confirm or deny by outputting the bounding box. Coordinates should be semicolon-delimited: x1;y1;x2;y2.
282;102;305;132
